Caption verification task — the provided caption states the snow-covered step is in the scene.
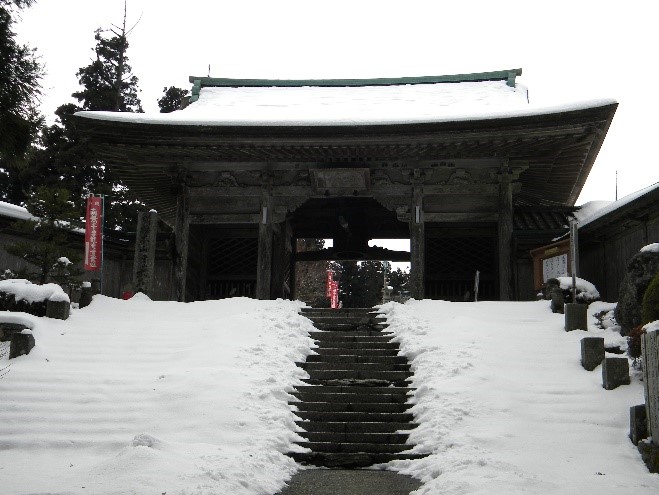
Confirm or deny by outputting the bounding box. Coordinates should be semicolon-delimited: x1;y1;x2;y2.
305;353;409;364
308;329;386;338
294;401;411;414
309;341;400;350
293;384;412;395
292;390;409;404
313;347;399;356
296;441;414;454
288;451;428;468
295;420;418;434
302;431;410;444
299;361;410;372
295;410;415;423
303;369;412;381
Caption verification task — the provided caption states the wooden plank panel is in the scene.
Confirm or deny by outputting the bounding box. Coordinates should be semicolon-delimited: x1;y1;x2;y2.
642;330;659;441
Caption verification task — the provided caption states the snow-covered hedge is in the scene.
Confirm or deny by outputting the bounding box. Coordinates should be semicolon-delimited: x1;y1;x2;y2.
0;279;69;317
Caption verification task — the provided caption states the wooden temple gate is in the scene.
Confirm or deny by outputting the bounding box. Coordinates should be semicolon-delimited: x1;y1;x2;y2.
74;72;616;302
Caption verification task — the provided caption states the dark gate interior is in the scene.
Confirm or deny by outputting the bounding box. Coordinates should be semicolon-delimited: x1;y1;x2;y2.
425;224;497;301
199;226;258;299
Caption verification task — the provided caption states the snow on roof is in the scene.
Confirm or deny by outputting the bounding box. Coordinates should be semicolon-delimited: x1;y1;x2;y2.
0;201;35;221
576;182;659;228
573;200;612;224
75;79;616;127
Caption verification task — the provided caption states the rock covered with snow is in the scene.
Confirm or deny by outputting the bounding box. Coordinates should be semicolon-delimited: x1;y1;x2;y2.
0;279;70;303
615;248;659;335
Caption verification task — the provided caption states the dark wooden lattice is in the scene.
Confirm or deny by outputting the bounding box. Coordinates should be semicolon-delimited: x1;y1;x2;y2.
205;237;258;299
425;235;496;301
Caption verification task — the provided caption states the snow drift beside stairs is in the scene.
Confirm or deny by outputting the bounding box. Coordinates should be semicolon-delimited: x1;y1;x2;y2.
379;299;659;495
0;296;316;495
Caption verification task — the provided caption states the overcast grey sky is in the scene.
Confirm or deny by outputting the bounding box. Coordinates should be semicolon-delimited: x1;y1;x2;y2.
14;0;659;205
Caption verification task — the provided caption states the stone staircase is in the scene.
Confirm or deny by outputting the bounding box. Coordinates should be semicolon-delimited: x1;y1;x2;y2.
288;307;426;468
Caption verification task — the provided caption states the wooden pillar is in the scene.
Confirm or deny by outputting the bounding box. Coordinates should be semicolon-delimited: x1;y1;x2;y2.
174;190;189;302
271;218;293;299
256;194;273;300
498;168;513;301
409;186;425;300
132;210;158;296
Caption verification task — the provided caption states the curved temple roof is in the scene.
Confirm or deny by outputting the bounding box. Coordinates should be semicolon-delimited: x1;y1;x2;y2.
75;69;613;128
72;70;617;224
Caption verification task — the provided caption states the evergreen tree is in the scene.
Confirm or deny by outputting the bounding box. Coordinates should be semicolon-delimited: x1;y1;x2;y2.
158;86;189;113
24;6;144;231
336;260;384;308
6;185;83;286
388;267;410;299
0;0;42;203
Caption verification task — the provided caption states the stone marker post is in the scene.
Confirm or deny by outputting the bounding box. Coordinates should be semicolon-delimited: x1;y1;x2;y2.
565;303;587;331
9;331;35;358
581;337;604;371
602;357;630;390
133;210;159;296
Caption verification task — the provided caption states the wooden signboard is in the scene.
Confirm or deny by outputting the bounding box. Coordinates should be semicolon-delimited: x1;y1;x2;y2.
529;239;571;291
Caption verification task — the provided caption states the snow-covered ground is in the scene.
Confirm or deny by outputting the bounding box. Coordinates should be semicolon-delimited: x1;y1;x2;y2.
382;299;659;494
0;295;316;495
1;296;658;494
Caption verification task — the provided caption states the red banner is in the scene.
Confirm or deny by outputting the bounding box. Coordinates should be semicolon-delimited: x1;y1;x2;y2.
84;196;103;271
326;270;334;298
330;281;339;309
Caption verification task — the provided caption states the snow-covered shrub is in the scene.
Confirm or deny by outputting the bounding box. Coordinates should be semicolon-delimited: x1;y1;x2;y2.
627;324;645;365
641;273;659;325
0;279;69;318
594;309;620;331
550;276;600;304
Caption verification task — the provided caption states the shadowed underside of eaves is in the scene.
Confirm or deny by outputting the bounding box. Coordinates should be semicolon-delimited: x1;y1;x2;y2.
73;102;616;226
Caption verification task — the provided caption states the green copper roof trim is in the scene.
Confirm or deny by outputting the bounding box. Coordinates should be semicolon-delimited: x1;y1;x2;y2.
187;69;522;95
190;79;202;102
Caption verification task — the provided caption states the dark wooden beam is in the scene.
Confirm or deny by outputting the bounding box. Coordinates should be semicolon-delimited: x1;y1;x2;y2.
409;186;425;299
498;169;514;301
256;193;273;299
174;190;190;302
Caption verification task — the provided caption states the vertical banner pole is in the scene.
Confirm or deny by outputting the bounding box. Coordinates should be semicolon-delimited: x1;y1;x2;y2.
100;194;105;295
84;194;105;294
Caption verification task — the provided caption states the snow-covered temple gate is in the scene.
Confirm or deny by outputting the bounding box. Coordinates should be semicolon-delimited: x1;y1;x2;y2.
73;70;617;302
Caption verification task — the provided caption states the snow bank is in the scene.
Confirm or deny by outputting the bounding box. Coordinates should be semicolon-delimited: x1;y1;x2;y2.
380;299;657;495
0;279;70;303
0;296;315;495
